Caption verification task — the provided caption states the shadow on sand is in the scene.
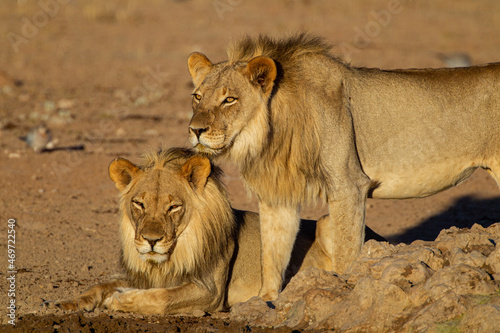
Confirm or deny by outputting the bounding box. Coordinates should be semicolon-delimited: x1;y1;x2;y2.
389;195;500;244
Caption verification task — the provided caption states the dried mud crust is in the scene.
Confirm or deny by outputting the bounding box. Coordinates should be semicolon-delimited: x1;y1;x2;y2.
230;223;500;331
2;312;294;333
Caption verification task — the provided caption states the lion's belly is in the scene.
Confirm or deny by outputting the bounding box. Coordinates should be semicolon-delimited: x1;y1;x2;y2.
366;162;478;199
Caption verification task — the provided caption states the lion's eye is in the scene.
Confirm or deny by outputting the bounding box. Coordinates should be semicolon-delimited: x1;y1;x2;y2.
192;93;202;102
132;200;144;211
223;97;237;104
168;204;182;214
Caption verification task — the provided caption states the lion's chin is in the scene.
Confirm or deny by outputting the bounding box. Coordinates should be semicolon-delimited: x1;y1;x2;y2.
194;143;225;156
139;252;169;265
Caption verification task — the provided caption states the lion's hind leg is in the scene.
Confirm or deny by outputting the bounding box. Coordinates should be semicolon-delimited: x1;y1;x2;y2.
325;177;371;274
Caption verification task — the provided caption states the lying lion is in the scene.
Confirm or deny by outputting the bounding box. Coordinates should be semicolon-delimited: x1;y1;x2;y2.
187;33;500;300
54;148;381;314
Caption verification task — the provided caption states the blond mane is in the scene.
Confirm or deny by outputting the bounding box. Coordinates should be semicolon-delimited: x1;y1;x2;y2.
119;148;235;290
226;34;337;206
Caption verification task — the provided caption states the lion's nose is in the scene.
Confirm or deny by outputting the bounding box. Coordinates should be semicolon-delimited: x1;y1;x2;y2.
189;126;209;139
142;234;163;248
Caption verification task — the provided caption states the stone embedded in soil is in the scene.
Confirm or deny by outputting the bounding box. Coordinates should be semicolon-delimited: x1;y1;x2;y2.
379;260;434;288
486;245;500;274
232;223;500;332
450;247;488;268
434;223;496;254
459;303;500;333
410;264;496;307
230;296;276;325
277;268;351;328
403;291;468;332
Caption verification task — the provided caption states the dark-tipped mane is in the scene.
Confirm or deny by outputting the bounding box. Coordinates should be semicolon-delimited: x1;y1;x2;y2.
227;33;334;64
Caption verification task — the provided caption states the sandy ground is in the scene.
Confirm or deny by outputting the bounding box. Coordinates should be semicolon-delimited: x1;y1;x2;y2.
1;0;500;331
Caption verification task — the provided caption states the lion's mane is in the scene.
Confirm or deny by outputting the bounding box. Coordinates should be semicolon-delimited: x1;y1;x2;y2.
226;34;337;206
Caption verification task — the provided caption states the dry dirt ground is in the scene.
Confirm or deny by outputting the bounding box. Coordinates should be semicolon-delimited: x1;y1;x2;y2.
1;0;500;332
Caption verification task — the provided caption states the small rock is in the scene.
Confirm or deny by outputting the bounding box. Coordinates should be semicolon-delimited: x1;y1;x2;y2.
314;277;411;332
43;101;56;113
25;125;53;152
460;304;500;333
361;239;396;258
380;260;433;288
370;257;404;279
450;248;487;268
347;240;397;283
279;267;344;303
80;265;93;272
409;246;445;271
116;128;126;136
134;96;148;106
346;257;377;283
435;227;494;253
143;129;159;136
353;277;410;312
405;291;467;332
486;246;500;274
29;111;40;120
281;300;306;329
420;264;495;302
57;99;76;109
230;296;276;323
8;152;21;159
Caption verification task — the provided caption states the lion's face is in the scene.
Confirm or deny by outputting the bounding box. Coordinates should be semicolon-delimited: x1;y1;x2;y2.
187;53;277;156
125;168;188;264
109;154;211;265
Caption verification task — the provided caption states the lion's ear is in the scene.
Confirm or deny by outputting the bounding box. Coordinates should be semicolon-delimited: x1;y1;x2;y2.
181;155;211;192
109;158;140;191
244;56;277;95
188;52;213;87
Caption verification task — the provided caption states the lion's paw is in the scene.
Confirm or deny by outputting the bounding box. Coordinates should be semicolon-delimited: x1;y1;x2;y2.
46;296;98;312
46;300;78;311
102;289;139;312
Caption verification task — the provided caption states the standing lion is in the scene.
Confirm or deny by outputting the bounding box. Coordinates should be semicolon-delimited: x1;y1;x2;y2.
187;33;500;300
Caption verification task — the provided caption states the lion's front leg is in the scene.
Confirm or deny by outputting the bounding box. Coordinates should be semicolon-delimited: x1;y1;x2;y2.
54;279;129;311
102;283;222;315
258;202;300;301
102;288;165;314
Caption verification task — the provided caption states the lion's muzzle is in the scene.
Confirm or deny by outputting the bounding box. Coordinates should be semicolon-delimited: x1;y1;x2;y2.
136;235;174;264
142;234;163;251
135;222;174;264
189;125;209;142
188;126;227;156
